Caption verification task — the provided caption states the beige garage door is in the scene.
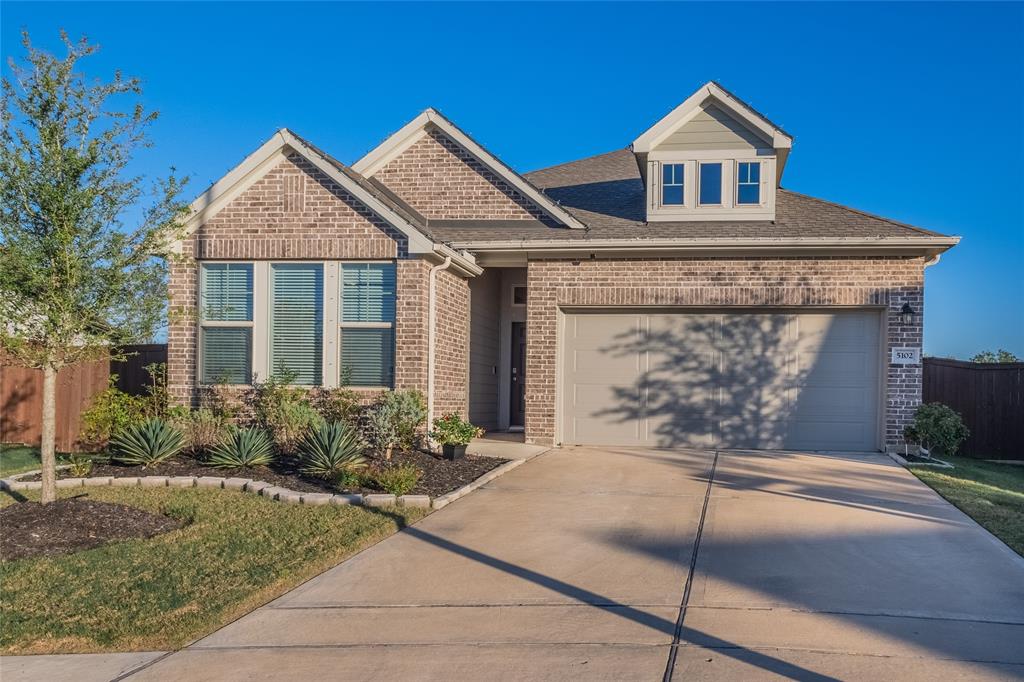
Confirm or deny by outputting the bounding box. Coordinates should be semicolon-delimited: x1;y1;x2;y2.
560;310;881;451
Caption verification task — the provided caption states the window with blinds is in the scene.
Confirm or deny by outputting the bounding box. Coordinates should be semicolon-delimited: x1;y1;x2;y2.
200;263;253;384
340;263;396;386
270;264;324;385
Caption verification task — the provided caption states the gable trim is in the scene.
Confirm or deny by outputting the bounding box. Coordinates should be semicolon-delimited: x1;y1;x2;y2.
173;129;437;255
352;109;588;230
632;82;794;154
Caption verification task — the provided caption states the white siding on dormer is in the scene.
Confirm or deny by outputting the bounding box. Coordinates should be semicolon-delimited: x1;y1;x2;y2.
656;105;771;152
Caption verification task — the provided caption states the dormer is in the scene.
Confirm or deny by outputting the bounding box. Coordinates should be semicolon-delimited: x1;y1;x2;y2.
632;82;793;222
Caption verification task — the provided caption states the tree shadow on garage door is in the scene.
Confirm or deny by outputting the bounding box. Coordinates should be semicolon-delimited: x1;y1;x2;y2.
593;311;877;450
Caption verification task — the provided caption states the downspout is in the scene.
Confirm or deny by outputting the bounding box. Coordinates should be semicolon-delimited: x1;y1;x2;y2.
426;256;453;451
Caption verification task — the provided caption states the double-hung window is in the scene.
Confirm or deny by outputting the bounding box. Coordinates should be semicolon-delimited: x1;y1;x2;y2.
200;263;254;384
270;263;324;385
340;263;396;387
661;163;684;205
737;161;761;205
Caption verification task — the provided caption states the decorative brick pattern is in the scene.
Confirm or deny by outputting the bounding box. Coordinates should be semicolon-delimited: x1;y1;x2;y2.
167;152;467;416
524;256;925;449
373;129;547;221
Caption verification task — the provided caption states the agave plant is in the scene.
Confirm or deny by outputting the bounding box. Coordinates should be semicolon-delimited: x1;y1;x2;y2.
110;418;184;468
207;428;276;469
298;421;367;481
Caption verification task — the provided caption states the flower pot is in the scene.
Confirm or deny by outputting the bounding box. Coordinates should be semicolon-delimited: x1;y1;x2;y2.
442;443;467;460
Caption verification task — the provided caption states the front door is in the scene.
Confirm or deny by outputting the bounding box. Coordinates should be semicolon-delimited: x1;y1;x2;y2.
510;322;527;428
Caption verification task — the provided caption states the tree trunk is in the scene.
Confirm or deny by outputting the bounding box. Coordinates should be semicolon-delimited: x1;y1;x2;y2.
40;365;58;504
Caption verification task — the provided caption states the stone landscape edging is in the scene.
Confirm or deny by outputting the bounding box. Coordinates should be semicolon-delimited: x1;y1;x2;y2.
0;455;535;510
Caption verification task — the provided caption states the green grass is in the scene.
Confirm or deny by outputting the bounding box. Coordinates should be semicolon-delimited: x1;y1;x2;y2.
0;445;42;477
0;486;426;654
910;455;1024;556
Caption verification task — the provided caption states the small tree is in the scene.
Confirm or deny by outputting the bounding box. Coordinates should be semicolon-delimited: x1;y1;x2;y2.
0;32;187;503
970;349;1021;363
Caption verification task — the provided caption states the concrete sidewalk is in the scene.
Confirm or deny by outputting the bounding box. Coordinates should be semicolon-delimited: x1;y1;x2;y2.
6;447;1024;680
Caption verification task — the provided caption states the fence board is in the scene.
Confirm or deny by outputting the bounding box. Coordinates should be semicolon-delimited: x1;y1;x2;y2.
1;344;168;453
923;358;1024;460
1;355;110;452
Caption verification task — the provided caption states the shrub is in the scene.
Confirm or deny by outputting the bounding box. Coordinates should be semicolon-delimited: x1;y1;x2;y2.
366;390;427;459
174;408;230;458
430;413;483;446
904;403;970;456
67;454;93;477
79;378;147;448
371;462;422;496
110;418;184;467
298;421;367;482
248;372;324;454
207;428;276;469
310;387;362;428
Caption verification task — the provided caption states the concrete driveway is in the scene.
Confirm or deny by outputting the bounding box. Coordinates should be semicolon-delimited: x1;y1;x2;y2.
128;447;1024;681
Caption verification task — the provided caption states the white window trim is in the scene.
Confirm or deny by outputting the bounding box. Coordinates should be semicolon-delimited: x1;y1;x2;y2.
196;261;256;388
338;260;397;390
734;160;766;208
196;259;398;390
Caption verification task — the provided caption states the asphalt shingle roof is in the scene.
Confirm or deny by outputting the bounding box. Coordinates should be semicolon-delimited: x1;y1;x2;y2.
428;148;951;244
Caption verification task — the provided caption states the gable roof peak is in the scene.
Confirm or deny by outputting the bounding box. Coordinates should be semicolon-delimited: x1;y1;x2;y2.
351;107;587;229
631;81;793;155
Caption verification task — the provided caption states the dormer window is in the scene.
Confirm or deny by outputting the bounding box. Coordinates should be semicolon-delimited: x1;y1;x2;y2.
737;161;761;205
698;162;723;206
661;164;684;205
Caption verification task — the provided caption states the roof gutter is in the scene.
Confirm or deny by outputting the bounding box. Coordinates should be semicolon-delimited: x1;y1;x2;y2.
449;236;960;259
429;243;483;277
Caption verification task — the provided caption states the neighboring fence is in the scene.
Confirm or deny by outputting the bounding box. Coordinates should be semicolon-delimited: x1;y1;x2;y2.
0;344;168;453
923;357;1024;460
111;344;168;396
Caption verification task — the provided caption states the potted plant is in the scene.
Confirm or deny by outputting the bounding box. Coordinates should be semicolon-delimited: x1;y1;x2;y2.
430;413;483;460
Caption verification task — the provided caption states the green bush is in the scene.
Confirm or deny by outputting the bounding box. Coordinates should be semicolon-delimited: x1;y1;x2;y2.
904;403;970;456
366;390;426;459
310;387;362;428
298;421;367;482
207;428;276;469
248;372;324;454
371;462;422;496
79;378;148;448
174;408;230;458
67;454;93;477
430;413;483;446
110;418;184;467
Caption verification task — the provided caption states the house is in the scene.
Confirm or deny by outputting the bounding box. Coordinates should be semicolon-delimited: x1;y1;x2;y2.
168;81;959;452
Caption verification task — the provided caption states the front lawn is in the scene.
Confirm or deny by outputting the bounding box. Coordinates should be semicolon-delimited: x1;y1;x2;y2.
0;444;42;477
0;486;425;654
910;456;1024;556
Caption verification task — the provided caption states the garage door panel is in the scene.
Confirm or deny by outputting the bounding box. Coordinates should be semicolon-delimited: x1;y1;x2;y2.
561;310;881;451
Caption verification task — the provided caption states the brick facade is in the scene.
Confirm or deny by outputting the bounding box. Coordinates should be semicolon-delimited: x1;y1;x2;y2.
524;256;925;449
167;152;469;416
373;128;547;221
433;268;470;418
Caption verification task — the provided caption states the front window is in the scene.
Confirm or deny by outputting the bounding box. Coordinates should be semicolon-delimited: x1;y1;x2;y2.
661;163;684;205
270;263;324;385
200;263;253;384
340;263;396;387
698;162;723;205
737;161;761;205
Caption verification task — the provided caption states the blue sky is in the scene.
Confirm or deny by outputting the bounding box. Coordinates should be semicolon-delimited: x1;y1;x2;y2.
3;2;1022;358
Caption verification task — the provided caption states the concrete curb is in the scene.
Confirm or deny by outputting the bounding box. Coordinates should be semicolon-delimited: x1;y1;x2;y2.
0;454;542;510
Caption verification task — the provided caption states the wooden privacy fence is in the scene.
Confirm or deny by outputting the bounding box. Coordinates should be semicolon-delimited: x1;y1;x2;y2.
0;344;168;452
923;357;1024;460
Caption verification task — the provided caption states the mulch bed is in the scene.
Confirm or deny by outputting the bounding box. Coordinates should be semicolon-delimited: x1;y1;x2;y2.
0;498;183;561
18;450;505;497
